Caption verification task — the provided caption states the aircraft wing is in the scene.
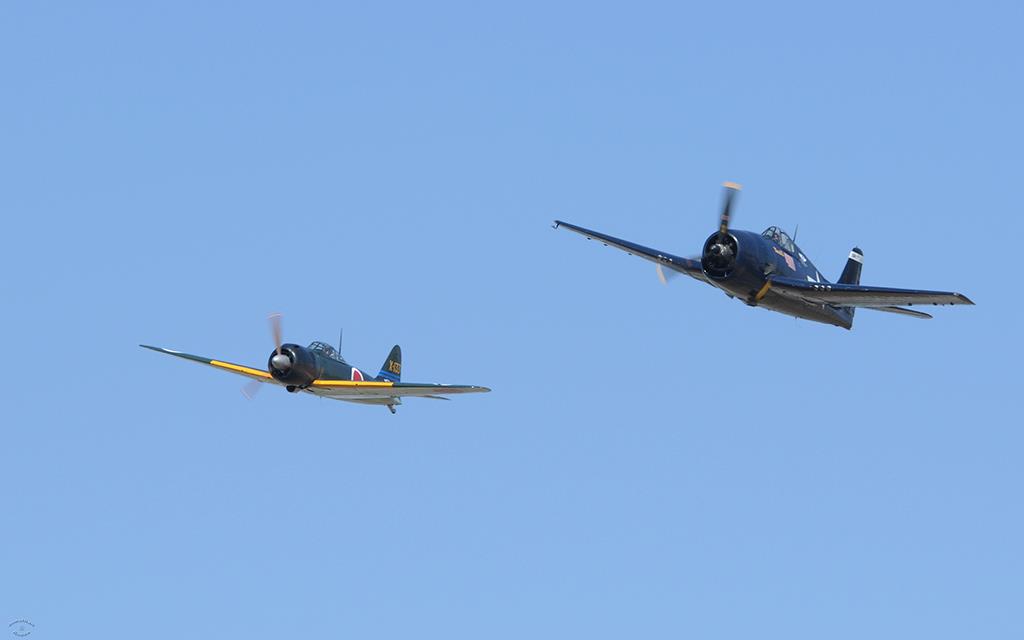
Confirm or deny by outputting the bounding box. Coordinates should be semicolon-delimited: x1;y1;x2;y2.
553;220;706;281
767;276;974;308
307;380;490;399
141;344;280;384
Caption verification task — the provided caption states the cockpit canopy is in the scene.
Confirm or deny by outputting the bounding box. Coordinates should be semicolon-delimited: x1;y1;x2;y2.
308;341;345;362
762;226;796;254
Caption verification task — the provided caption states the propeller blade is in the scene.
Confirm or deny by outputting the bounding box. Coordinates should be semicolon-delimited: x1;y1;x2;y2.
656;263;680;285
657;257;700;285
241;379;264;399
269;312;283;355
719;181;742;235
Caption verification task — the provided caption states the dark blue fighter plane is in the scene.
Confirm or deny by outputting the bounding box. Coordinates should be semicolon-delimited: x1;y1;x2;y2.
554;183;973;329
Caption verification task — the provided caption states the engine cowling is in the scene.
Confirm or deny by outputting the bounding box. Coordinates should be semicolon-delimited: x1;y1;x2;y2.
701;232;738;278
267;343;319;388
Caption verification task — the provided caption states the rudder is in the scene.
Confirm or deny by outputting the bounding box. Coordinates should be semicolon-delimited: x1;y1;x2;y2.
376;345;402;382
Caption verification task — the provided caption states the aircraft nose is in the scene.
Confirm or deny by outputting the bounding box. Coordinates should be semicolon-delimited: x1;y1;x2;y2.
710;243;732;258
271;353;292;371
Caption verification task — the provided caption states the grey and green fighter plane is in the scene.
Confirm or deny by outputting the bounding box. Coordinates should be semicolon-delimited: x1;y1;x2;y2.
142;314;489;413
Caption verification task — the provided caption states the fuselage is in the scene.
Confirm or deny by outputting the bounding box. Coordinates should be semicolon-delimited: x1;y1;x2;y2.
269;341;373;390
702;227;854;329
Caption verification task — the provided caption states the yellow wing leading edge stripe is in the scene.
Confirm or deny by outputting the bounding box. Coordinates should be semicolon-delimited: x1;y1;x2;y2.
210;360;272;379
311;380;395;388
208;362;397;386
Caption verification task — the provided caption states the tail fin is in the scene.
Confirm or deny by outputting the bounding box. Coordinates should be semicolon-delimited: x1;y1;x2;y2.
837;247;863;324
376;345;402;382
838;248;863;285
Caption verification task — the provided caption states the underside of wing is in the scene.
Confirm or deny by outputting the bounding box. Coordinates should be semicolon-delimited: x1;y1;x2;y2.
306;380;490;400
141;344;280;384
863;305;934;319
768;277;974;308
553;220;705;281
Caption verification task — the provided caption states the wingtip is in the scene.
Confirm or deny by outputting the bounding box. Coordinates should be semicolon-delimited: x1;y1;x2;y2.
552;220;563;229
140;344;176;353
722;181;743;191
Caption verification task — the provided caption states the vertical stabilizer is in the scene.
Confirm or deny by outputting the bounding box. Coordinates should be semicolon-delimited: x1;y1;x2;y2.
839;248;863;285
837;248;863;325
376;345;402;382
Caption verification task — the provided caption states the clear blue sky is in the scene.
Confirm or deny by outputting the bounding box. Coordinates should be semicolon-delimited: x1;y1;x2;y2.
2;2;1021;638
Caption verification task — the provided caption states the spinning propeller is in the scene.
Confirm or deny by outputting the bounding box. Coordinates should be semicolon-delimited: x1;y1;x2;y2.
242;312;288;399
656;263;677;285
268;312;291;372
701;182;742;278
718;181;741;235
658;181;742;284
